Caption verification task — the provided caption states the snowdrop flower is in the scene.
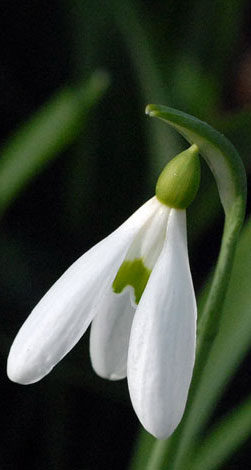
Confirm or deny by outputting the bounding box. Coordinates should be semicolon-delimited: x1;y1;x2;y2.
7;144;200;439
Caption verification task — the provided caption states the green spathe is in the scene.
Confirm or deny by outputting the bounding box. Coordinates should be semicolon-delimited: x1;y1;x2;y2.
156;144;200;209
113;258;151;304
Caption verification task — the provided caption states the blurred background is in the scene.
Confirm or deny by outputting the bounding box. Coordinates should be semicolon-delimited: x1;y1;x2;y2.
0;1;250;469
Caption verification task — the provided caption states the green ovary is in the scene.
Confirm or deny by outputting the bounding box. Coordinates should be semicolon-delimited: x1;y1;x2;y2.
112;258;151;304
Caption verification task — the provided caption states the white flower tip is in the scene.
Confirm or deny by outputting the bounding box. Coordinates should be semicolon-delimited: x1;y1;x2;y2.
91;359;126;381
109;372;124;381
7;346;52;385
7;358;34;385
141;412;184;440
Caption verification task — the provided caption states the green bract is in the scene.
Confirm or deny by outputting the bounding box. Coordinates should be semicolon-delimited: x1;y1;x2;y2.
146;104;246;219
156;144;200;209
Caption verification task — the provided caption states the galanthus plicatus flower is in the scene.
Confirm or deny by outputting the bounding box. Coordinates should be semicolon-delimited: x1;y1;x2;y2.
7;144;200;439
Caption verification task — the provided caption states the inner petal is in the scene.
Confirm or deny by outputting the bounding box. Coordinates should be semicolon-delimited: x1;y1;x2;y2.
90;286;136;380
112;258;151;304
113;203;170;304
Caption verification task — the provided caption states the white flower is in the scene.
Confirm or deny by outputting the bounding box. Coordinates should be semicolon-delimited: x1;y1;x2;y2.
7;195;196;439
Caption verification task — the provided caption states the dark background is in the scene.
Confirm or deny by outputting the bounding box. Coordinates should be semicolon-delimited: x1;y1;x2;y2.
0;1;250;469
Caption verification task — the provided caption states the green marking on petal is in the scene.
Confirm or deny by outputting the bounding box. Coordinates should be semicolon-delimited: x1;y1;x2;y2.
112;258;151;304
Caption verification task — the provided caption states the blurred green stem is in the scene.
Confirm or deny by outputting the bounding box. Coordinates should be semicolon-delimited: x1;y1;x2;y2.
190;394;251;470
0;71;109;216
144;440;170;470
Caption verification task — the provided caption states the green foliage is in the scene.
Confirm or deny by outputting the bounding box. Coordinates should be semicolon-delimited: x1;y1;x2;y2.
191;394;251;470
0;71;109;215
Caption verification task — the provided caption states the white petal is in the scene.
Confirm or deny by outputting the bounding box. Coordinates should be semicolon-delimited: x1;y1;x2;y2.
7;197;158;385
90;287;136;380
127;209;197;439
125;203;170;269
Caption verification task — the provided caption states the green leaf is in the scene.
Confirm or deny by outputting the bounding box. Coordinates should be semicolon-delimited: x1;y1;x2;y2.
0;70;109;215
190;395;251;470
129;431;156;470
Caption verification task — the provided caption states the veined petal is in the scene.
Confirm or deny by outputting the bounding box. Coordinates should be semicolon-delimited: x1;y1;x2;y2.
7;197;158;385
127;209;197;439
90;287;136;380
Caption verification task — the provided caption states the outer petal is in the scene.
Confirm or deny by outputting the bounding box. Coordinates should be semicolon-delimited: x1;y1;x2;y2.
127;209;197;439
7;197;158;385
90;287;136;380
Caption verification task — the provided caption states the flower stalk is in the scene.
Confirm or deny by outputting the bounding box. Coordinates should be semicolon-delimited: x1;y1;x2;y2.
143;105;247;469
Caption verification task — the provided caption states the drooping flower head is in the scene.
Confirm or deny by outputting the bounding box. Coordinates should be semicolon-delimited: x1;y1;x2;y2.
7;144;200;439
